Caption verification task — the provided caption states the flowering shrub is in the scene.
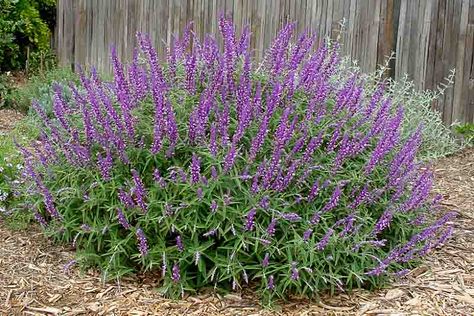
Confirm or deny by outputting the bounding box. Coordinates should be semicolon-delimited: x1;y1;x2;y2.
19;18;455;300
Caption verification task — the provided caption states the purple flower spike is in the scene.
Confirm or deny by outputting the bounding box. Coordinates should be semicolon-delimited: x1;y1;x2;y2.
117;208;131;229
290;262;299;280
210;200;218;213
310;211;321;225
262;253;270;267
267;275;275;290
131;170;147;212
244;208;257;231
280;212;302;222
260;196;270;209
118;188;135;208
197;187;204;200
210;166;218;180
80;224;92;232
372;210;393;235
316;228;334;251
266;218;277;236
303;228;313;242
203;228;217;237
136;228;148;257
190;154;201;184
176;235;184;252
172;262;180;282
153;168;166;188
322;185;343;213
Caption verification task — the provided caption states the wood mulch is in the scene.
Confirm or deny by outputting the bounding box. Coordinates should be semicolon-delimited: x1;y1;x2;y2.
0;110;473;315
0;109;24;135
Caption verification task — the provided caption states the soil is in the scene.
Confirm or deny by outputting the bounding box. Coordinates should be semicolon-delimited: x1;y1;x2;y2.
0;109;473;315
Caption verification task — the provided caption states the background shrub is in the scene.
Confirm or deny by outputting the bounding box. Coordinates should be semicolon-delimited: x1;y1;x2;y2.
3;67;78;112
333;56;460;161
453;123;474;146
18;18;455;301
0;0;55;72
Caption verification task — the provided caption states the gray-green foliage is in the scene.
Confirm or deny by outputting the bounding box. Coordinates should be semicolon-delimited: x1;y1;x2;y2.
4;67;78;112
334;54;460;160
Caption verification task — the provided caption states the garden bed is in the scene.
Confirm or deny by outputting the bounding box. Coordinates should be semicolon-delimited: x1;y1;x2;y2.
0;110;472;315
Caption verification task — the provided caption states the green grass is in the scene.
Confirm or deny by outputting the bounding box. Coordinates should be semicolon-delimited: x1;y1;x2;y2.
0;116;39;227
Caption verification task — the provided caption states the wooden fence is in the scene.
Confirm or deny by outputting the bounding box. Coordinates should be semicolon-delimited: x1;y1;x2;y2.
56;0;474;124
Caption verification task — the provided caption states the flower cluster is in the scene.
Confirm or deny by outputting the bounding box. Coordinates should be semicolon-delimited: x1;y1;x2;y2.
21;17;455;300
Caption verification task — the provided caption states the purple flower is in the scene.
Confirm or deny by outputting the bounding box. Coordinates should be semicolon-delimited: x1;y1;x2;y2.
223;144;238;172
111;46;135;140
224;193;232;206
322;185;343;213
303;228;313;242
118;188;135;209
131;170;147;212
316;228;334;251
258;238;272;246
262;253;270;267
97;150;113;181
337;214;356;237
267;275;275;290
260;196;270;209
136;228;148;257
176;235;184;252
34;211;48;227
372;210;393;235
172;263;180;282
197;187;204;200
307;180;320;202
290;262;299;280
153;169;166;188
349;185;370;209
210;200;218;213
310;212;322;225
185;53;197;94
203;228;217;237
266;218;277;236
63;260;77;274
190;154;201;184
393;269;410;278
210;166;218;180
244;208;257;231
209;123;218;156
279;212;302;222
80;224;92;232
178;168;187;182
365;106;404;174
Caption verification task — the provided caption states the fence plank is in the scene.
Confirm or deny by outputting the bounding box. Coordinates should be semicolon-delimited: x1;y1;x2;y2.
55;0;474;124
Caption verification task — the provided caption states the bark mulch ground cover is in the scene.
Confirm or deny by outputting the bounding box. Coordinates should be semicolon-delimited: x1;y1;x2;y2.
0;109;472;315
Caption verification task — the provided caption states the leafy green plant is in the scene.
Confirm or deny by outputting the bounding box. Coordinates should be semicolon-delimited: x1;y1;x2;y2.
0;0;55;72
0;73;15;108
0;117;38;225
453;123;474;145
4;67;78;112
18;19;455;302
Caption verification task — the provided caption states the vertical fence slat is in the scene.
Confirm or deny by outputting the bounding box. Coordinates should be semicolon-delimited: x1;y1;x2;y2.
56;0;474;124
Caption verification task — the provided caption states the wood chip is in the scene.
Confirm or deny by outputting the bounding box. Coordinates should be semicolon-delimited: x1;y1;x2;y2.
385;289;405;300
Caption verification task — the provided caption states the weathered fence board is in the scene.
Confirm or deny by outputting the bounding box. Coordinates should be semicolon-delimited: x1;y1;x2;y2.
56;0;474;124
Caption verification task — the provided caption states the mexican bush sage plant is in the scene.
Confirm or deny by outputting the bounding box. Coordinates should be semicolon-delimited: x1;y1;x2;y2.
19;17;455;300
